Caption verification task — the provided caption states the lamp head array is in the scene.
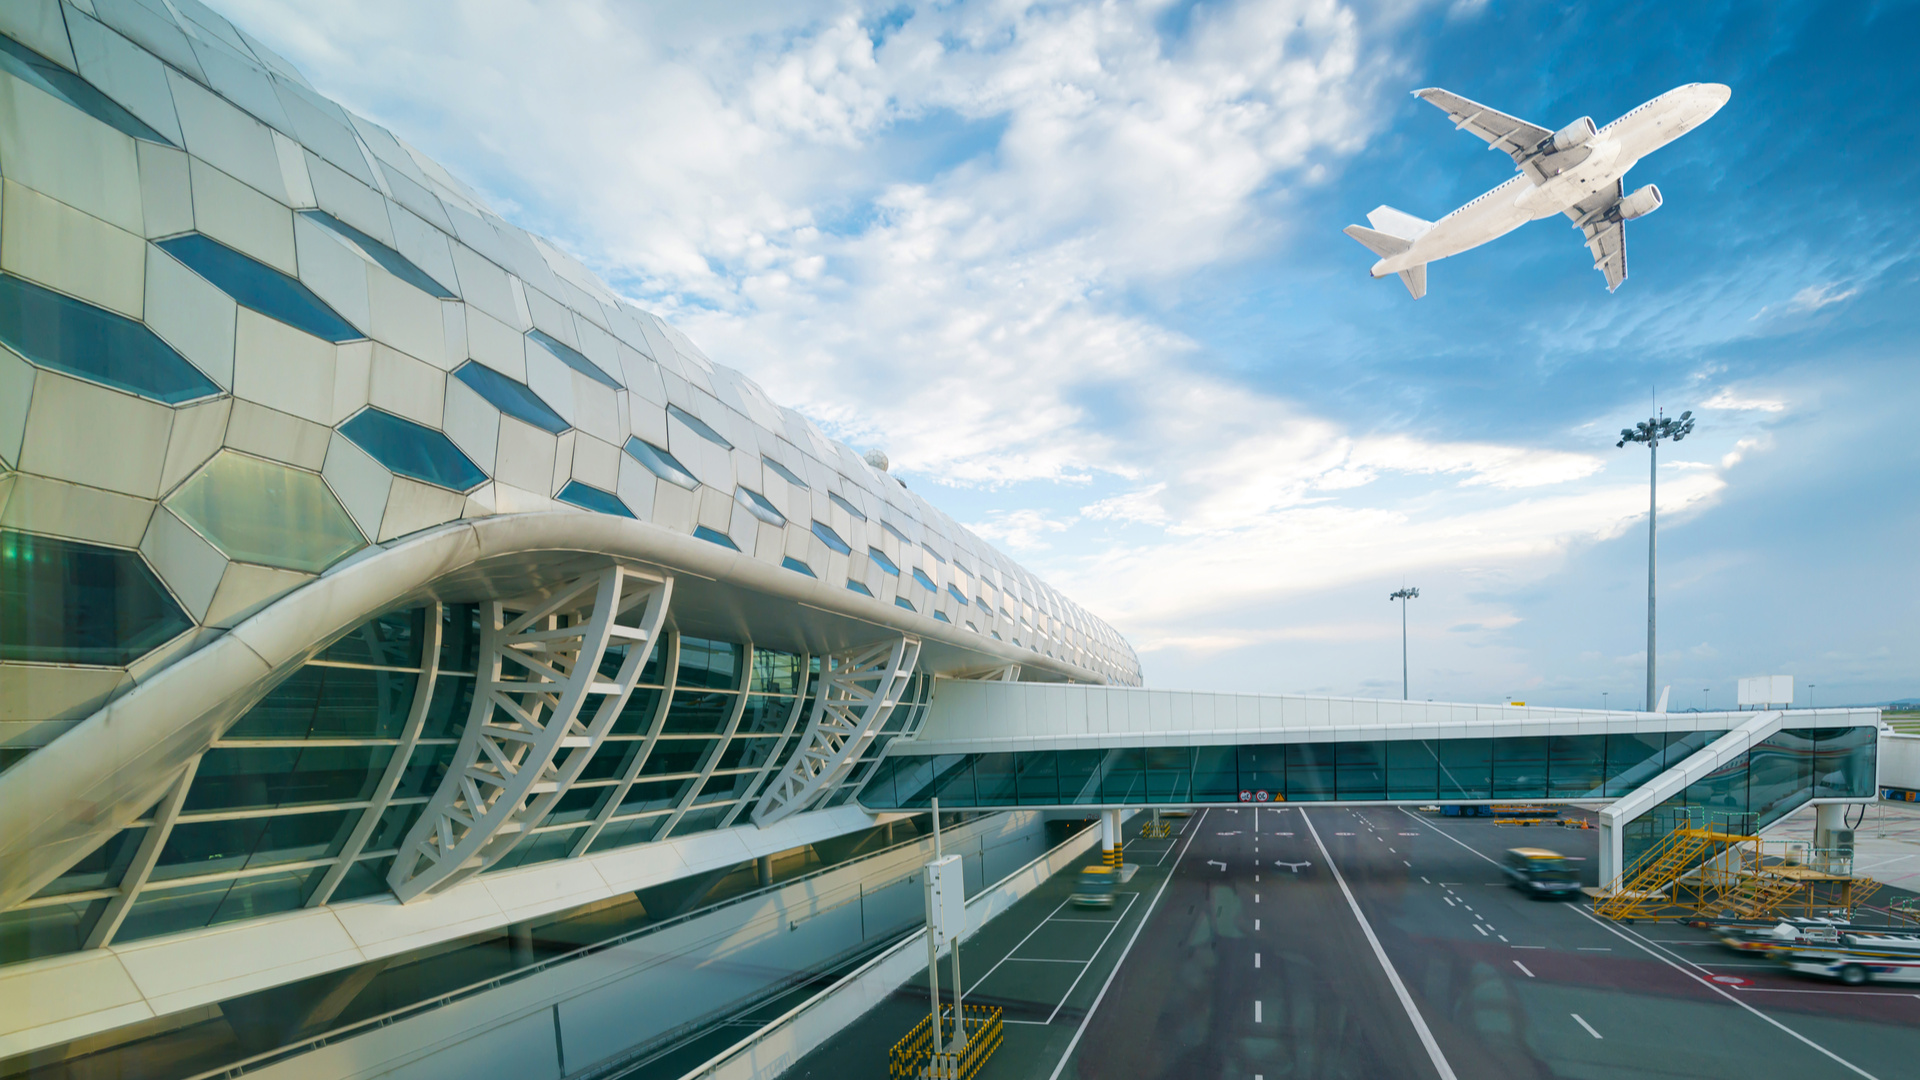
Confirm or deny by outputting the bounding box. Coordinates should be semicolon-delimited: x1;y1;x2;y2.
1615;409;1695;448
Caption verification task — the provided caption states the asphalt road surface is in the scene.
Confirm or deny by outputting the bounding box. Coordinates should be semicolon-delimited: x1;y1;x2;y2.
787;808;1920;1079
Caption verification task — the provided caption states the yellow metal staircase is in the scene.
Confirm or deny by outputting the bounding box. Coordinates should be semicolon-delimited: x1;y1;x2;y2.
1595;825;1754;920
1713;874;1804;920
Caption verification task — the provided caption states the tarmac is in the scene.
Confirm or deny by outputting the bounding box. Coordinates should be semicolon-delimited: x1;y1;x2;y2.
784;804;1920;1079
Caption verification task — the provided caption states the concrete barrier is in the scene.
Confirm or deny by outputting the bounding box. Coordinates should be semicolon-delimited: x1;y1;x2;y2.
677;812;1122;1080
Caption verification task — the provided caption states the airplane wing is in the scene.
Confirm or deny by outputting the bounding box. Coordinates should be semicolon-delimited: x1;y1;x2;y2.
1566;180;1628;291
1413;88;1551;165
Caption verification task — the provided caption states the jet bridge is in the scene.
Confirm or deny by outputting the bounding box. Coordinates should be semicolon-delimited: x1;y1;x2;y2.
854;681;1880;883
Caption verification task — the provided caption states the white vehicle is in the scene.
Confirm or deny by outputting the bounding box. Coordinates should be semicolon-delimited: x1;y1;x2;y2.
1344;83;1730;297
1781;930;1920;985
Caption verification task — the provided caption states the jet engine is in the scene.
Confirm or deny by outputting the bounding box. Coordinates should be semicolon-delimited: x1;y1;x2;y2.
1549;116;1597;152
1619;184;1663;220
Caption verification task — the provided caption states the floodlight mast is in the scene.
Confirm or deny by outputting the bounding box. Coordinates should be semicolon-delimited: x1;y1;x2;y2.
1616;408;1695;712
1389;587;1420;700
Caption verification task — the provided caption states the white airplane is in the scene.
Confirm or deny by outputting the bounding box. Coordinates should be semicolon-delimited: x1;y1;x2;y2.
1344;83;1731;298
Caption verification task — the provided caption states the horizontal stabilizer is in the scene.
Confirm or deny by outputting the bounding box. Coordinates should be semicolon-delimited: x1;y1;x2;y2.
1342;224;1411;258
1398;264;1427;300
1365;205;1432;240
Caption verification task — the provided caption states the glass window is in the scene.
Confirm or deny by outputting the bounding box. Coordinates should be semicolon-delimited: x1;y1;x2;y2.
319;608;425;667
1547;735;1607;798
846;579;873;597
579;740;641;782
610;686;664;736
624;436;699;489
762;457;807;488
544;786;611;826
1285;743;1336;801
439;604;482;672
168;452;365;573
911;567;936;591
735;487;785;526
1436;739;1492;799
453;361;568;434
116;867;327;943
556;480;634;518
185;746;394;813
0;274;219;404
299;211;455;297
827;492;866;521
0;901;109;966
663;805;732;840
1491;737;1550;799
1748;731;1814;823
339;408;487;491
1810;726;1877;799
1386;741;1438;799
926;755;976;808
811;521;851;554
0;35;172;143
692;525;737;550
365;802;425;851
421;674;475;739
224;664;417;739
394;743;459;799
749;652;803;696
0;531;191;664
881;521;913;545
665;403;732;449
696;769;757;804
662;691;736;735
677;638;741;690
782;556;815;578
329;856;396;902
1336;742;1386;800
932;611;950;623
528;329;619;388
868;548;899;576
30;827;147;897
1057;750;1104;804
588;814;666;852
1192;746;1238;800
1604;733;1667;797
157;235;361;343
946;584;969;606
1145;747;1190;802
639;739;717;777
894;596;915;613
151;809;358;881
620;777;693;813
1012;752;1058;805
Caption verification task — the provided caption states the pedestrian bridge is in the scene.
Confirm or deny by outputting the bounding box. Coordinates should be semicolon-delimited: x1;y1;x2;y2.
853;682;1880;884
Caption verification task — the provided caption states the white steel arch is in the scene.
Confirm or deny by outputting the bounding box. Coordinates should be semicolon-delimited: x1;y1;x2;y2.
750;636;920;827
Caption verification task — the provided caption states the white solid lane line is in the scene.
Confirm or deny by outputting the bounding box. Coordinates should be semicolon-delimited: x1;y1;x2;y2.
1472;924;1488;936
1305;810;1460;1080
1409;808;1883;1080
1255;952;1262;969
1571;1014;1603;1039
1255;1000;1263;1023
1513;960;1535;978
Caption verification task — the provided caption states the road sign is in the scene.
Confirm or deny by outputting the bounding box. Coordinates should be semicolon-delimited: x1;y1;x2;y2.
1239;790;1252;802
1255;790;1270;802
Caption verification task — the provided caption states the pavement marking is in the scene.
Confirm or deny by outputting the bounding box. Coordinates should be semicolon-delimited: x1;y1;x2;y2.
1421;876;1431;884
1472;924;1488;936
1498;934;1509;942
1513;960;1536;978
1411;809;1883;1080
1512;945;1545;949
1042;807;1205;1079
1254;918;1260;930
1571;1014;1603;1039
1208;860;1228;871
1255;1000;1263;1023
1255;952;1261;968
1304;809;1460;1080
1577;947;1611;951
1008;957;1093;964
1255;893;1261;903
1443;897;1457;907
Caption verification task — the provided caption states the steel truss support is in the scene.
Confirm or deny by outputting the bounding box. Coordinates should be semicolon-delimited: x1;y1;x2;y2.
389;566;672;901
750;636;920;827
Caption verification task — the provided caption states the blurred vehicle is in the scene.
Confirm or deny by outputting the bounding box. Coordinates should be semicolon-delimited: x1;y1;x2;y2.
1781;928;1920;985
1502;848;1582;898
1072;865;1115;908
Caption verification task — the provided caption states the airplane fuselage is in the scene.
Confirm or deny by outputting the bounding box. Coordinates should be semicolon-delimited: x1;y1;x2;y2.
1370;84;1730;277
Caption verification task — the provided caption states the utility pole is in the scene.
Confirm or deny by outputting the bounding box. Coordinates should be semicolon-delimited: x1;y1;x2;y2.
1617;407;1694;711
1389;587;1419;700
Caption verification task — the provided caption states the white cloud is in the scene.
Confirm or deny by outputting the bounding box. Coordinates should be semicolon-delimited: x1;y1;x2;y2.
1702;389;1788;412
968;508;1074;551
1788;283;1858;312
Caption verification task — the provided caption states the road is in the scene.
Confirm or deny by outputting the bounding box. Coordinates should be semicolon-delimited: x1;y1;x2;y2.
785;807;1920;1079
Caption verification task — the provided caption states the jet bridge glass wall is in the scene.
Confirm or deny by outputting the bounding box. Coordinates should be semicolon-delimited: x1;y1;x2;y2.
857;730;1876;819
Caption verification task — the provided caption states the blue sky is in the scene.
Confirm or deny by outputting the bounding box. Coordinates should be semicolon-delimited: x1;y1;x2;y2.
231;0;1918;707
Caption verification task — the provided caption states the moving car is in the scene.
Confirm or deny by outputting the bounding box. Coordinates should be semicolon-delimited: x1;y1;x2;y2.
1072;865;1115;909
1781;929;1920;985
1502;848;1582;898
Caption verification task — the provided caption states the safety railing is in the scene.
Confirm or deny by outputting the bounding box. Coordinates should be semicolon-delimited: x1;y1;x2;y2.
889;1004;1004;1079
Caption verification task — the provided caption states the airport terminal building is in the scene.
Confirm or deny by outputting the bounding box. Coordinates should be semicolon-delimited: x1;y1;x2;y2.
0;4;1882;1078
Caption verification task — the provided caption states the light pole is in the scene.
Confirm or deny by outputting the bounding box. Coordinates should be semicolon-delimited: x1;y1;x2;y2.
1389;587;1419;700
1617;407;1695;711
1808;684;1816;710
1603;691;1609;711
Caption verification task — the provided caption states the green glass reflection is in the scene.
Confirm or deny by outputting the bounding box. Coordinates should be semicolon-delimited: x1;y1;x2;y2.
167;452;365;573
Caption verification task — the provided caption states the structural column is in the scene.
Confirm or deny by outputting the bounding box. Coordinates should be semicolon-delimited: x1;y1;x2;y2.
1102;809;1124;868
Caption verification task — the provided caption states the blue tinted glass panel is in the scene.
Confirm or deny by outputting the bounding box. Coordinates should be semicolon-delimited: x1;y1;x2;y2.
557;480;634;517
150;809;357;881
666;403;732;449
185;746;394;813
895;596;915;612
528;329;620;388
0;901;109;965
811;521;851;554
454;361;567;434
340;409;487;491
624;437;698;490
847;579;873;597
677;638;742;690
320;607;425;667
115;867;326;944
782;556;815;577
0;35;171;144
31;827;146;898
947;584;969;606
881;521;912;544
868;548;899;576
827;492;866;520
911;568;936;591
762;456;807;488
693;525;738;550
735;487;785;526
300;211;455;297
0;531;191;664
0;274;218;404
933;610;950;623
157;235;362;343
329;856;395;902
225;665;416;739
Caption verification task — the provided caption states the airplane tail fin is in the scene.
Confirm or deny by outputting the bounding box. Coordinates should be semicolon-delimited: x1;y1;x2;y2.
1345;206;1433;299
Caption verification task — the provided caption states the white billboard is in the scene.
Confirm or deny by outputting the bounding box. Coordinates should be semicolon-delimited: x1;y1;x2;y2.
1737;675;1795;707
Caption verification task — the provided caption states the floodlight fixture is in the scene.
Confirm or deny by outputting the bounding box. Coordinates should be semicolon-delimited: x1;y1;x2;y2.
1616;407;1696;711
1389;586;1420;700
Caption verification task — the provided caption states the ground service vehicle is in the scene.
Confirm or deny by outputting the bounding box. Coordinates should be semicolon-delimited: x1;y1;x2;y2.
1501;848;1582;898
1781;929;1920;985
1072;865;1115;908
